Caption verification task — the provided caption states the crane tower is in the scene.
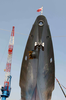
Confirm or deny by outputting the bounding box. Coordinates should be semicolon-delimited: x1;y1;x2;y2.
0;26;15;100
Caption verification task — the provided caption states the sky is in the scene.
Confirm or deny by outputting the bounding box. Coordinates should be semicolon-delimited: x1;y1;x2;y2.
0;0;66;100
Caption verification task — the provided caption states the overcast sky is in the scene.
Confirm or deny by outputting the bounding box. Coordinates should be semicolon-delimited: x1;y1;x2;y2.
0;0;66;100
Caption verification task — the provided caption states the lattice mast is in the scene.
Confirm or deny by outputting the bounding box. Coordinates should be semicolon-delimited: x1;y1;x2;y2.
0;26;15;100
4;26;15;81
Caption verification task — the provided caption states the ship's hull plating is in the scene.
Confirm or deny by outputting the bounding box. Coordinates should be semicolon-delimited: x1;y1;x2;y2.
19;15;55;100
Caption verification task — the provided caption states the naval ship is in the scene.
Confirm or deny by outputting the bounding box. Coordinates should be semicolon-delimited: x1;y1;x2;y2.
19;15;55;100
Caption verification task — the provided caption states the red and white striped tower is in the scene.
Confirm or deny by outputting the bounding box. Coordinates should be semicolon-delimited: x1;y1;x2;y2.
4;26;15;82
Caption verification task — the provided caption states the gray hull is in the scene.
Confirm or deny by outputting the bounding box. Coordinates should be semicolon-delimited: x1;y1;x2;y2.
19;15;55;100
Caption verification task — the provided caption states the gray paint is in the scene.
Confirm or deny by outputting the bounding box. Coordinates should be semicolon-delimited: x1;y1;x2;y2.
19;15;55;100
